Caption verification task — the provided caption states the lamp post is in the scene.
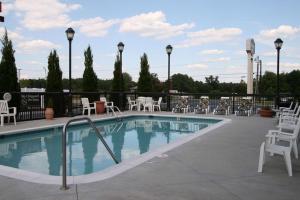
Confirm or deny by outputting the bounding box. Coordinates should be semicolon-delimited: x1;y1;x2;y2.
65;27;75;116
117;42;124;110
274;38;283;108
166;45;173;111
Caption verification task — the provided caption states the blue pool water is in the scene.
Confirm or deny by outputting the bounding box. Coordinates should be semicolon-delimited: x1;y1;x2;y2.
0;116;220;176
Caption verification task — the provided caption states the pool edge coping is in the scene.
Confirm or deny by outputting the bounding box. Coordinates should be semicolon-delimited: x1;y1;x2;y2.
0;113;231;185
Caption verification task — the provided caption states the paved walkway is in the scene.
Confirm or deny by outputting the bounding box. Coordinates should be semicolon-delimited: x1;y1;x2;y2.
0;114;299;200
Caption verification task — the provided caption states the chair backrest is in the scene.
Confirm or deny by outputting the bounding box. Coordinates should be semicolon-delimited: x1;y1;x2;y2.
100;97;108;106
288;101;294;109
127;96;131;103
158;97;162;104
81;98;90;108
145;97;153;104
0;100;9;114
137;97;145;104
293;102;299;112
293;117;300;138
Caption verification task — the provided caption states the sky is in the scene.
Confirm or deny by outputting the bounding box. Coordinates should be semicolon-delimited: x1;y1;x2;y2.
1;0;300;83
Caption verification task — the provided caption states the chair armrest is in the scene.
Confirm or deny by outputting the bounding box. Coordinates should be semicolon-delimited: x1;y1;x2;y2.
9;107;17;114
107;102;114;107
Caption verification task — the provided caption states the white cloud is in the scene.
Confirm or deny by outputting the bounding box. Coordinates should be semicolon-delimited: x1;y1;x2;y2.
119;11;194;39
206;57;231;62
17;40;60;52
261;51;276;57
14;0;81;30
258;25;300;40
176;27;242;48
70;17;119;37
200;49;224;55
185;63;208;69
2;2;14;16
265;62;300;70
0;27;24;41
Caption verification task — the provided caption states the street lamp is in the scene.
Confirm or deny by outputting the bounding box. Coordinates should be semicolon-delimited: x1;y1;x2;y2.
166;44;173;111
274;38;283;108
65;27;75;116
117;42;125;110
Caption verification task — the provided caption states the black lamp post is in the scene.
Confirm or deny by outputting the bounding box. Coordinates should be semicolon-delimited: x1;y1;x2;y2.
65;27;75;116
274;38;283;108
166;44;173;111
117;42;125;110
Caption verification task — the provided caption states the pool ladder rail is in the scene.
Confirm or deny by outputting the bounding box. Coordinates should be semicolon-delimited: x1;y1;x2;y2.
61;117;119;190
107;105;122;116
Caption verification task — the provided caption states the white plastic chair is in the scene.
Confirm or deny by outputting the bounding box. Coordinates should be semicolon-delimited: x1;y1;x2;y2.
0;100;16;126
258;140;293;176
100;97;114;114
127;97;137;111
81;98;96;116
143;97;153;112
152;97;162;111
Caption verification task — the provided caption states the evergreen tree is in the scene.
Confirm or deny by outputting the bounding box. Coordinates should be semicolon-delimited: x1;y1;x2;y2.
0;29;20;108
82;46;98;92
111;55;124;107
46;50;64;116
46;50;63;92
137;53;152;92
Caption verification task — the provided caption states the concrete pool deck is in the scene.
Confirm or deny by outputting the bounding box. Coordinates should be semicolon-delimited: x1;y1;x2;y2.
0;112;299;200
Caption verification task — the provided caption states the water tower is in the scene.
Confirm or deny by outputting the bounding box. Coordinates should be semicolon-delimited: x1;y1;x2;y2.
246;39;255;94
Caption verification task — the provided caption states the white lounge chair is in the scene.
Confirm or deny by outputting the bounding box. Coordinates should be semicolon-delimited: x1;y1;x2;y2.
194;97;209;114
0;100;16;126
152;97;162;111
81;98;96;116
213;97;230;115
127;97;137;111
282;102;298;115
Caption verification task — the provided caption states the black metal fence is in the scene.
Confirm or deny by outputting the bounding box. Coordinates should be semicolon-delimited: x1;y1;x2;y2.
1;92;299;122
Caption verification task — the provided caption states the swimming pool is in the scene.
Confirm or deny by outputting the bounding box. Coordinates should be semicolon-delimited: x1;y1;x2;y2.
0;114;229;184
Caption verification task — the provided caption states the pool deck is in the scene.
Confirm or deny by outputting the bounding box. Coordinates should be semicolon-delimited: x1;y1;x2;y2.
0;112;299;200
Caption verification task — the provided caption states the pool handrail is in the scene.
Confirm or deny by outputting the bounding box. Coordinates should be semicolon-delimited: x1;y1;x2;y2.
61;117;119;190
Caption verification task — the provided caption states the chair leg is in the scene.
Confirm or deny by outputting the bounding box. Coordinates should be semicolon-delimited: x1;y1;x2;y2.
283;151;293;176
14;116;16;126
8;116;10;124
292;140;298;159
258;142;265;173
82;109;85;115
0;116;3;126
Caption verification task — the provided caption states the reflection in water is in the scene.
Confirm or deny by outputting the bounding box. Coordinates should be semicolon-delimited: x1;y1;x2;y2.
82;129;98;174
0;117;214;175
44;130;61;175
111;123;125;162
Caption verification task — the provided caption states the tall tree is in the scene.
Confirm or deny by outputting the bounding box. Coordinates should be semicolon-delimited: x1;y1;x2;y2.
0;29;20;108
137;53;152;92
82;46;98;92
111;55;124;107
46;50;64;116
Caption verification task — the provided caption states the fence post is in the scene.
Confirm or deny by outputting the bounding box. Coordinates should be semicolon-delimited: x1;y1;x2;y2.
232;94;235;114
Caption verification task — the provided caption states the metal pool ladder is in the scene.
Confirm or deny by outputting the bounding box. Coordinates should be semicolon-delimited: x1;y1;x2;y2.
61;117;119;190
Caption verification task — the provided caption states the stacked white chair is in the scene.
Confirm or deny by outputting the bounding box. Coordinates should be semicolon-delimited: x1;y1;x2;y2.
0;100;16;126
127;97;137;111
258;115;300;176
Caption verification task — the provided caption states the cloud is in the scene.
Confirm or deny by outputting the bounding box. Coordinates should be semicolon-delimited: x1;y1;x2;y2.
119;11;194;39
265;62;300;71
0;27;24;41
200;49;224;55
70;17;119;37
261;51;276;57
185;63;208;69
2;2;14;16
258;25;300;40
14;0;81;30
17;40;60;52
176;27;242;48
205;57;230;62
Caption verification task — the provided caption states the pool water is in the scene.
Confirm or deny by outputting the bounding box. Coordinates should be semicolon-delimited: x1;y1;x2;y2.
0;116;220;176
